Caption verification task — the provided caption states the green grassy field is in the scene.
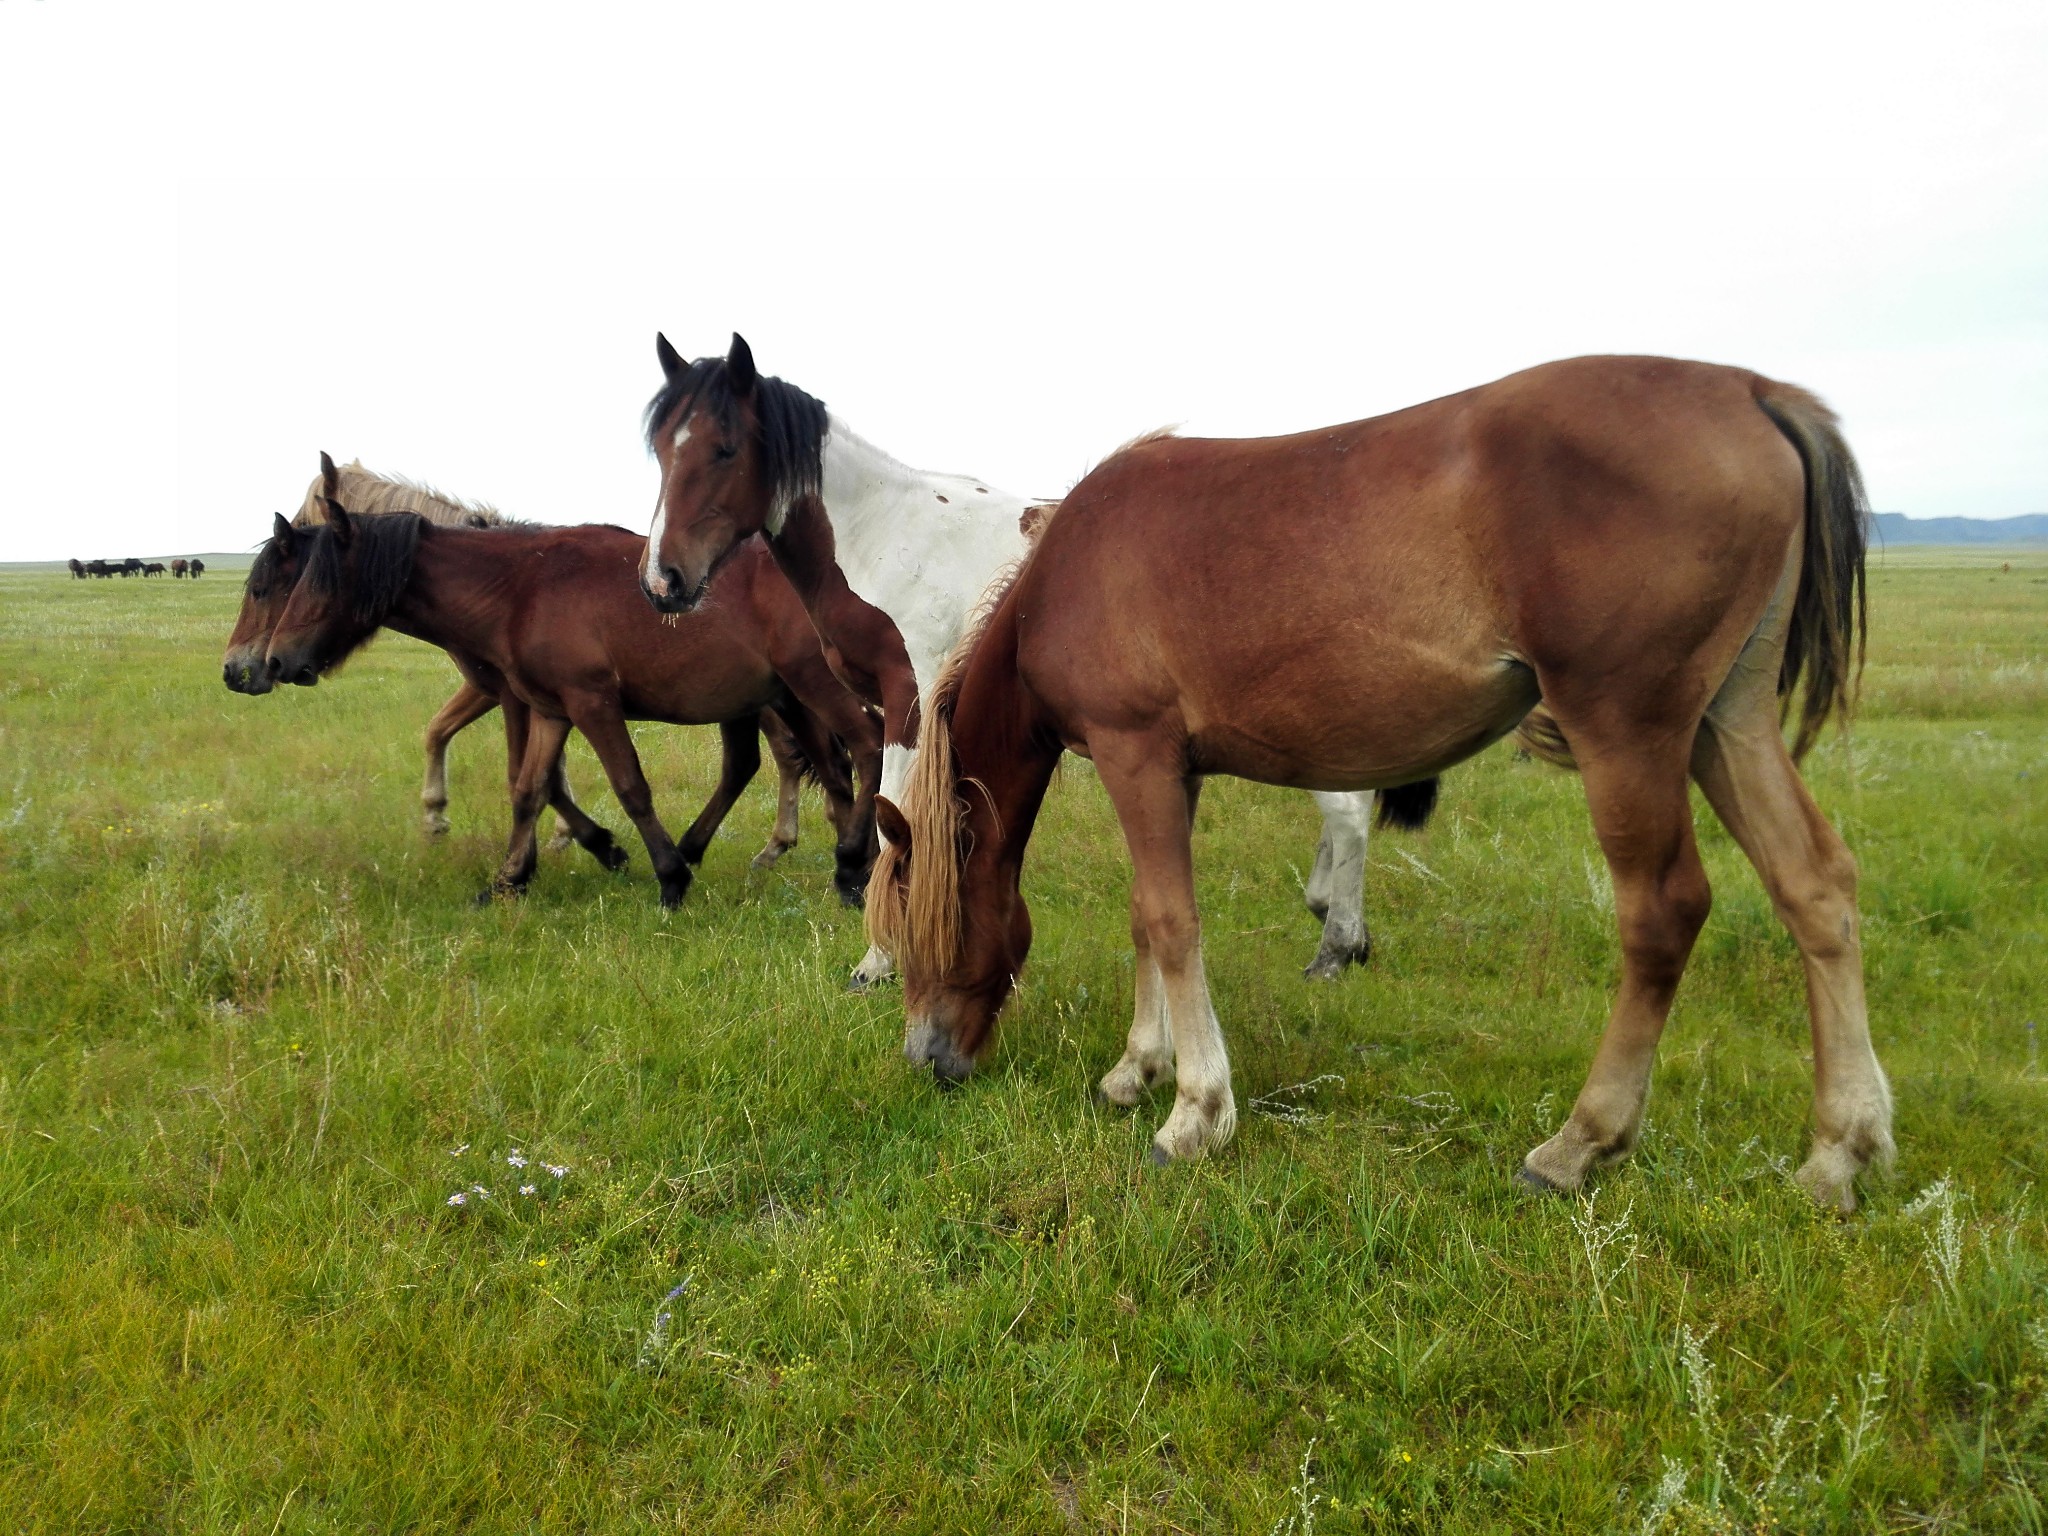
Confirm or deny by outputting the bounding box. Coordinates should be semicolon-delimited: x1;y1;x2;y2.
1;551;2043;1533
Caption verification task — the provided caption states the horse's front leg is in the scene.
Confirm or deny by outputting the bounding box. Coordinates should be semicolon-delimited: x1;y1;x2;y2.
1094;744;1233;1162
1096;883;1175;1106
570;701;692;908
479;712;572;904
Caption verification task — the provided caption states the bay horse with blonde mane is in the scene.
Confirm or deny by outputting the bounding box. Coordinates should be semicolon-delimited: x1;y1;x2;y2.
263;493;882;908
637;334;1429;987
877;355;1893;1214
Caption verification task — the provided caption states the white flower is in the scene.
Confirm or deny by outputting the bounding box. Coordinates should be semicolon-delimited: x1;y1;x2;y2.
447;1192;467;1207
449;1144;470;1157
471;1185;490;1198
519;1184;538;1196
506;1152;528;1169
543;1163;568;1179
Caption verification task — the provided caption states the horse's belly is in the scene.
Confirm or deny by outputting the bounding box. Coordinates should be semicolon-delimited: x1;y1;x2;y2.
1184;653;1538;790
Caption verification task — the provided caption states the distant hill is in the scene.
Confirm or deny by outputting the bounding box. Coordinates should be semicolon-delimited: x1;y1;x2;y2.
1873;513;2048;546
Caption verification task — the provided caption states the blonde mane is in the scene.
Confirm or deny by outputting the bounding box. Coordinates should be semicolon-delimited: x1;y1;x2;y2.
295;460;528;529
866;559;1030;977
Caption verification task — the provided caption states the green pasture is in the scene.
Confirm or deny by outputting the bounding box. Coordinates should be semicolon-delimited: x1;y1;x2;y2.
0;551;2043;1532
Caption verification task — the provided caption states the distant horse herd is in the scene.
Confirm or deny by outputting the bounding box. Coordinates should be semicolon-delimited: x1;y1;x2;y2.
215;336;1895;1214
71;556;204;579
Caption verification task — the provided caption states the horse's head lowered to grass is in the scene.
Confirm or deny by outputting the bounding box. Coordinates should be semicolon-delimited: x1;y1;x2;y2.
639;332;828;614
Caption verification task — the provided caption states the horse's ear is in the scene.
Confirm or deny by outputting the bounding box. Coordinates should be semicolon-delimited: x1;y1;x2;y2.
320;451;339;496
272;512;294;543
875;795;911;853
656;332;686;382
727;332;758;396
323;498;353;544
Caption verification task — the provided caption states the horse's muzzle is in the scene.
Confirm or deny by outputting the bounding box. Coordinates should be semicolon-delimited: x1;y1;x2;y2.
223;657;272;695
904;1016;976;1087
266;655;320;688
640;567;705;616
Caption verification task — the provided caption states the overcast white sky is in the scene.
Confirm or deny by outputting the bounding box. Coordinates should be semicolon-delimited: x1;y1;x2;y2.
2;1;2043;561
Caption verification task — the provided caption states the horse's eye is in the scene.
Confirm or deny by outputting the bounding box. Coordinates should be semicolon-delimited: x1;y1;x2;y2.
714;443;738;463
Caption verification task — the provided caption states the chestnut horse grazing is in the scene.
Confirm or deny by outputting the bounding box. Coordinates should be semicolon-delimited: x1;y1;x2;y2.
264;504;881;908
879;355;1892;1214
638;334;1425;987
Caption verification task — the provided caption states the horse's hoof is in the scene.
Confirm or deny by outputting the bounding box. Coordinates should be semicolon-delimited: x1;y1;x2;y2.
659;886;689;910
1302;938;1371;980
1145;1143;1173;1168
598;844;630;872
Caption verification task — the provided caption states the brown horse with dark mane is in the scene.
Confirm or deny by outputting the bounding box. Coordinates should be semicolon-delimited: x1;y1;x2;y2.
877;354;1892;1214
223;507;826;875
264;500;882;908
225;509;629;869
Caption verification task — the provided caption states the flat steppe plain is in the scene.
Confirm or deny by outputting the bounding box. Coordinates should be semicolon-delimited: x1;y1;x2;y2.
1;550;2043;1532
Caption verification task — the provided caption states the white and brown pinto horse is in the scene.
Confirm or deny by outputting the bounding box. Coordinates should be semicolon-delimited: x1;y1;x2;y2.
876;356;1893;1215
636;334;1428;986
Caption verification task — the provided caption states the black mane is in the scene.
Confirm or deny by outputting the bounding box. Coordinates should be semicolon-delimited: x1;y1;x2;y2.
244;527;302;598
300;511;425;632
642;355;830;512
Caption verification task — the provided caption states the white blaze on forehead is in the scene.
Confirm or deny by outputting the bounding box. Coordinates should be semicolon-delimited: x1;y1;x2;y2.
643;498;669;589
643;420;693;590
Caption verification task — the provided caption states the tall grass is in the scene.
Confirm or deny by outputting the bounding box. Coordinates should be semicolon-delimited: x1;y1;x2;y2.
0;553;2042;1531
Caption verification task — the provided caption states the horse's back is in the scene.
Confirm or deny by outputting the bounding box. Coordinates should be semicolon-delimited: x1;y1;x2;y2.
1011;355;1809;786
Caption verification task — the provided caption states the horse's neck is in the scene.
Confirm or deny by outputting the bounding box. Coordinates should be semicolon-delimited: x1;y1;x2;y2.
813;419;1033;680
386;527;503;657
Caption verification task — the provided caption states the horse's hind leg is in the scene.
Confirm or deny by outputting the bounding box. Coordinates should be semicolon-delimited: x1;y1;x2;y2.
752;710;804;870
772;694;877;909
1691;707;1892;1213
1303;790;1376;979
543;768;579;856
1523;731;1712;1193
422;681;497;836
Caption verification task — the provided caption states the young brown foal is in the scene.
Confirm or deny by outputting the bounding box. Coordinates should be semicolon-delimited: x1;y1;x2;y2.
224;512;623;860
880;355;1892;1214
264;506;881;908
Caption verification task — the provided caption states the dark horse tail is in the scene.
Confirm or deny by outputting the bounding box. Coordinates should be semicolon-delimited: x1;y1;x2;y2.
1515;377;1870;769
1375;777;1440;830
1751;380;1871;761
